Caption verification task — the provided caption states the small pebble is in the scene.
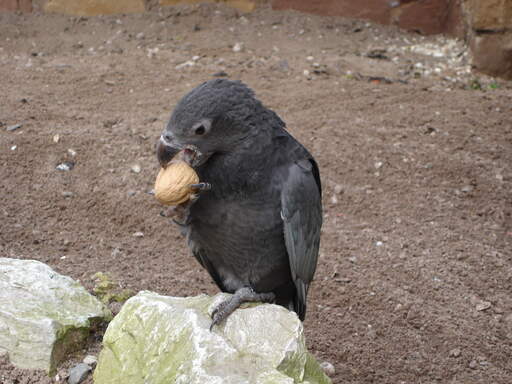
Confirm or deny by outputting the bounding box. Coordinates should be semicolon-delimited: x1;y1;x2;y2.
131;164;141;173
376;241;383;247
277;59;289;71
175;60;195;70
68;148;77;157
449;348;461;357
11;145;17;151
54;368;69;382
212;71;228;77
56;162;75;171
68;363;91;384
320;361;335;377
83;355;97;367
7;123;22;132
461;185;474;193
476;301;491;311
62;191;74;198
233;42;243;52
469;360;478;369
127;190;137;197
133;231;144;238
53;134;60;143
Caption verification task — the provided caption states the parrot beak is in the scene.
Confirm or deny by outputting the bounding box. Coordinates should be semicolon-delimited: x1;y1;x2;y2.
157;134;181;167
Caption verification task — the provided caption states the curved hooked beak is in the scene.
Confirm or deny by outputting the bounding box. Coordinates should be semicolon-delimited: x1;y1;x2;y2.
156;135;182;168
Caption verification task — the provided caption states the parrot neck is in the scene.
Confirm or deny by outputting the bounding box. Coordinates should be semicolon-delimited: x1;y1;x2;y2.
198;131;276;198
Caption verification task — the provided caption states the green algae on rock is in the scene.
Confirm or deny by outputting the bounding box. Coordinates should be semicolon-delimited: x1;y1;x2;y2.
0;258;112;374
92;272;134;304
94;291;331;384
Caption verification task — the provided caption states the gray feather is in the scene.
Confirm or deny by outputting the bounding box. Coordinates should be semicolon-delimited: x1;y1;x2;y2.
281;159;322;320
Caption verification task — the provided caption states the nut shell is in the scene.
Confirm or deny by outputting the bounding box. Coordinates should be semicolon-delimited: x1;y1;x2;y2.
154;160;199;206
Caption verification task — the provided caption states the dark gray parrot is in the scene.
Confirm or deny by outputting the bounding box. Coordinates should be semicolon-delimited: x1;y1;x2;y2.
156;79;322;328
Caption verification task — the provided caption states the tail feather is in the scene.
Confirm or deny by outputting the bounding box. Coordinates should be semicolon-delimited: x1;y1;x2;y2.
293;279;309;321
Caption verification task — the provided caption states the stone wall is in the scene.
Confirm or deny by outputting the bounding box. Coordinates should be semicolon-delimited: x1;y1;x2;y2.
464;0;512;79
0;0;256;14
1;0;511;79
271;0;512;79
272;0;464;36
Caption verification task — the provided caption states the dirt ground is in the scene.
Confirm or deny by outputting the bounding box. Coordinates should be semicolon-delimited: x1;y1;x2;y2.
1;3;512;384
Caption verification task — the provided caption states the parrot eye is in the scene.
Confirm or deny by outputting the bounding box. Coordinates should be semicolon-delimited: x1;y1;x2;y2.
194;125;206;135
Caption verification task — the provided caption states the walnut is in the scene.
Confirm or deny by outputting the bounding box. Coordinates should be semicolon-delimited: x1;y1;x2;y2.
154;160;199;206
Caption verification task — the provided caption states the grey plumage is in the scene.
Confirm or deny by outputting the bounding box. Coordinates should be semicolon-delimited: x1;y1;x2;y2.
157;79;322;321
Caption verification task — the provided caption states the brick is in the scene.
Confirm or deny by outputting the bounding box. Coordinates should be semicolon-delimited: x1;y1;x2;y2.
0;0;32;12
159;0;256;13
470;31;512;79
394;0;464;35
272;0;463;35
466;0;512;31
272;0;390;24
44;0;146;16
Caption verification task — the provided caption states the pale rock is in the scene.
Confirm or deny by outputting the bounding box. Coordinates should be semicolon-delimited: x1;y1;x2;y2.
83;354;98;366
233;42;244;52
94;292;331;384
319;361;335;377
0;258;111;374
476;301;491;311
68;363;92;384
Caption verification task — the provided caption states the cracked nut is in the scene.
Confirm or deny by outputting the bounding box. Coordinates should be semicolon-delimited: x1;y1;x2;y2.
154;160;199;206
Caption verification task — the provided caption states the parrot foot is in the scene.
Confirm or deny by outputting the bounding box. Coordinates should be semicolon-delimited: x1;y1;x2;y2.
166;183;211;226
166;203;191;226
187;182;212;205
210;287;275;331
189;182;212;192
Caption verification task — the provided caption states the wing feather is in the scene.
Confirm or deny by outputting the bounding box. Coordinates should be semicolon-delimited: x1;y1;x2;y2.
281;159;322;320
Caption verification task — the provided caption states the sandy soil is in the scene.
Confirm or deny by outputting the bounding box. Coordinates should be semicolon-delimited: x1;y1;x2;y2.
1;3;512;384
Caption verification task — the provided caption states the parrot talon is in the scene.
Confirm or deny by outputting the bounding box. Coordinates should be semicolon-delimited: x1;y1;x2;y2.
209;287;276;331
190;182;212;192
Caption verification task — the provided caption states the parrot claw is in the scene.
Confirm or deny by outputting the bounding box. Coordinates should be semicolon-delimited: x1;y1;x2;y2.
189;182;212;193
209;287;276;331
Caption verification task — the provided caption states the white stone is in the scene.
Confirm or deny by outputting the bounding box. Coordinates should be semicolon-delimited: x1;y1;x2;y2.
94;292;331;384
0;258;111;373
233;42;244;53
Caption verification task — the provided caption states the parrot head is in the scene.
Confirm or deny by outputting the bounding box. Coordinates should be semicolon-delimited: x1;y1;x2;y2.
157;79;264;168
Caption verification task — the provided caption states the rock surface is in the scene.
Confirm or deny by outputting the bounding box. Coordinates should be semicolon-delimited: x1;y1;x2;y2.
68;363;92;384
0;258;111;374
94;291;331;384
